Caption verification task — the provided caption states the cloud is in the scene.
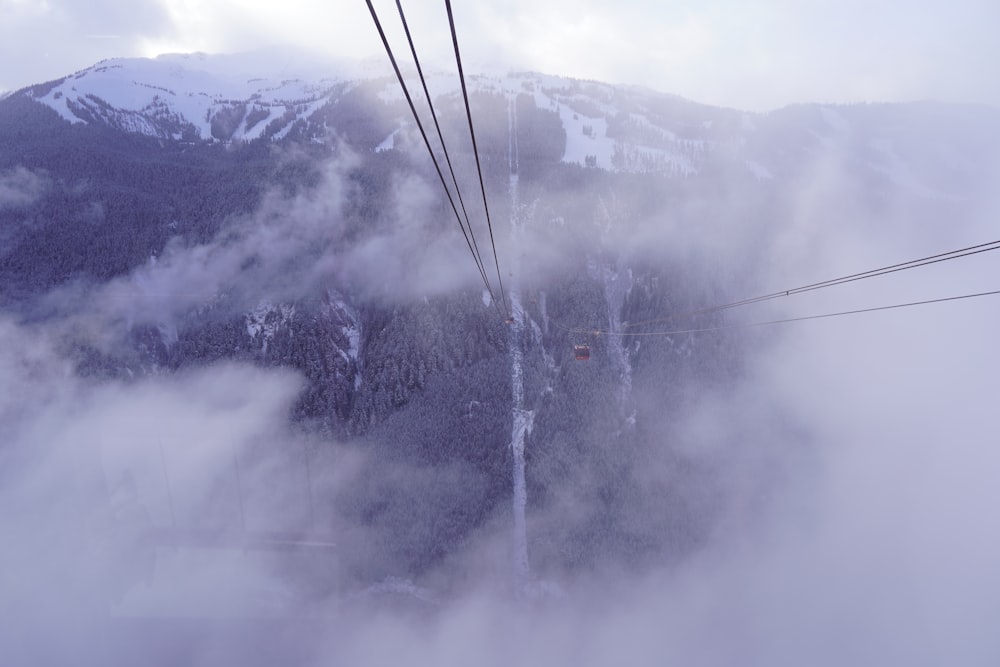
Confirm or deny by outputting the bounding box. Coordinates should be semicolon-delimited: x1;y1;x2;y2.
0;0;176;91
0;315;517;664
28;148;352;344
26;141;496;350
335;171;488;300
54;0;172;38
448;0;1000;110
660;265;1000;665
0;317;344;661
0;166;51;209
294;180;1000;665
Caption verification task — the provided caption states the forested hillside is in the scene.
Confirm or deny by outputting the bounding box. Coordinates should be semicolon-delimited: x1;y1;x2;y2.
2;56;998;613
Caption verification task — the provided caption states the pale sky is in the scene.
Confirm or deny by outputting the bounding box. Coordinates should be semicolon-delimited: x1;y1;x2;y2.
2;0;998;111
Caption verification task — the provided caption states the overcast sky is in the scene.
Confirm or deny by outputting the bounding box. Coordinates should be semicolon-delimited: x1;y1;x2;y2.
2;0;998;110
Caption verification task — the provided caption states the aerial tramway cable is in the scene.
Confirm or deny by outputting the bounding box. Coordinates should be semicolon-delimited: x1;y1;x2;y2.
393;0;485;278
365;0;507;320
562;238;1000;337
589;288;1000;337
444;0;510;318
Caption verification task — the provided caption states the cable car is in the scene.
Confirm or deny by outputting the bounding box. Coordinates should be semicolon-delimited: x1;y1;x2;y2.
573;344;591;361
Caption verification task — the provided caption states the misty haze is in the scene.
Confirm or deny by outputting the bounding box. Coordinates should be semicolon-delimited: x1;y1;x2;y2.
1;38;999;666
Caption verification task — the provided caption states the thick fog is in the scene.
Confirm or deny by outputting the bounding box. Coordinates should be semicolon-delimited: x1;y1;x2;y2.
3;106;1000;666
29;144;483;351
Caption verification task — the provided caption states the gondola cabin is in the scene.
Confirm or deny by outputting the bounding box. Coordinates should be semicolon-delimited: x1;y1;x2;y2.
573;344;591;361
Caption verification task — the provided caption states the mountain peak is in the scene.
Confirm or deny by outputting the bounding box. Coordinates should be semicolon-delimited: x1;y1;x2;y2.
9;50;998;188
22;49;390;142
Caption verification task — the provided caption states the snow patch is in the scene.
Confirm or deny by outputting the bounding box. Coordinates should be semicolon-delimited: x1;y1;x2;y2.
353;576;437;606
561;110;615;169
246;301;295;355
375;130;396;152
588;256;634;417
33;52;350;141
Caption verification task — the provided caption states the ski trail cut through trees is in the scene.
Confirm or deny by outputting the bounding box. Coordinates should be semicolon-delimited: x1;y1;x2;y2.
508;93;531;584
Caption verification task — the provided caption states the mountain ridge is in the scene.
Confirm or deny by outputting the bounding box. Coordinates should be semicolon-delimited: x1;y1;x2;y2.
10;51;998;191
1;49;998;601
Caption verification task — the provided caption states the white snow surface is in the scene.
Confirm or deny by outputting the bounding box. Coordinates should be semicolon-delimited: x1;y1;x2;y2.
246;302;295;356
33;51;371;141
559;109;616;169
32;52;706;173
19;51;874;183
375;130;397;153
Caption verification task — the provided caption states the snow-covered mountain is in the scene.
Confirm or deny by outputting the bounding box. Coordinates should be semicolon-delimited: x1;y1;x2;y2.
22;50;997;192
3;52;1000;662
5;50;998;454
29;51;372;142
29;50;723;172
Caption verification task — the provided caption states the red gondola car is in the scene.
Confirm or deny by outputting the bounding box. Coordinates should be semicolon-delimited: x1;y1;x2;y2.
573;344;591;361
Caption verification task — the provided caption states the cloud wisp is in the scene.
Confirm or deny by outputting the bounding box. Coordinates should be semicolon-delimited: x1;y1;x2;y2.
25;143;492;349
0;166;51;210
